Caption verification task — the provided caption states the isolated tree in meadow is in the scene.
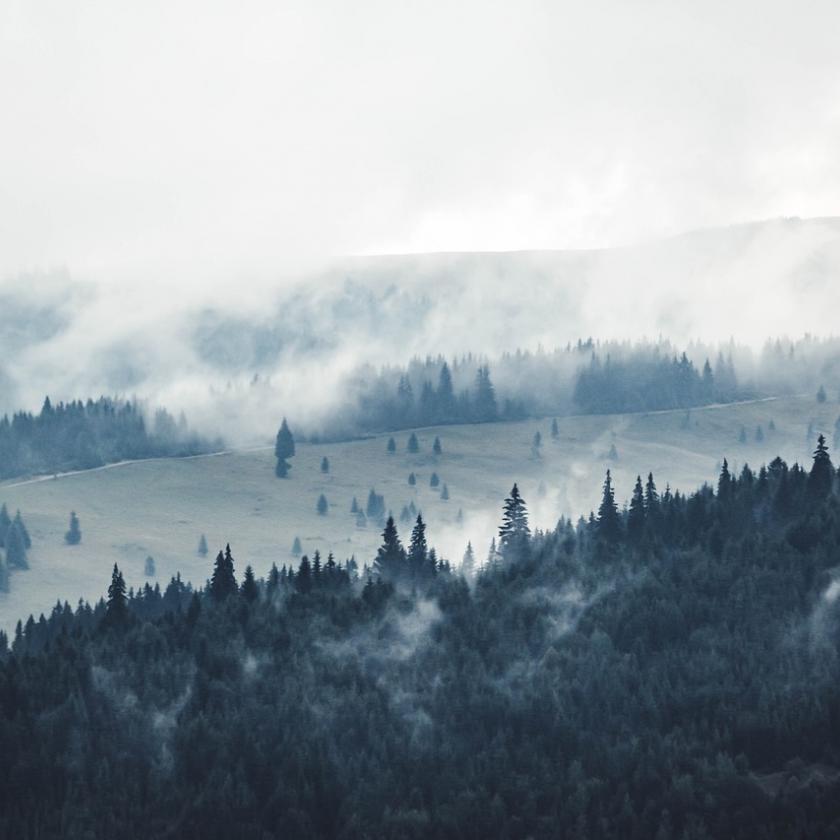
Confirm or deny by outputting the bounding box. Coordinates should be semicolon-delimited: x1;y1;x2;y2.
317;494;328;515
808;434;834;499
441;484;450;500
433;436;442;455
499;484;530;555
769;418;776;432
3;521;27;570
739;426;748;444
321;456;330;473
627;476;646;542
817;385;827;403
198;534;208;556
407;433;420;454
105;563;127;624
65;511;82;545
374;516;405;581
455;508;464;526
350;497;359;514
408;472;416;486
430;472;440;488
551;418;559;439
274;418;295;477
387;437;396;454
461;541;475;578
240;565;259;602
144;556;156;577
292;536;302;555
210;544;237;601
13;511;30;549
755;425;764;443
597;470;622;543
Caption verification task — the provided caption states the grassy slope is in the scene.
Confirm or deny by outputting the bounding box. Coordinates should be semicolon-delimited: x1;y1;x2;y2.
1;394;836;632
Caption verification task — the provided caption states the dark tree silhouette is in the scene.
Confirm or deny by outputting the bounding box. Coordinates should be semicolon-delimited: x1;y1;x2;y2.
499;484;529;555
597;470;621;542
274;418;295;477
64;511;81;545
210;544;237;600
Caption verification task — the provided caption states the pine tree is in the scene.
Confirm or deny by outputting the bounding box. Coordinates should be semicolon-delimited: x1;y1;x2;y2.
474;366;498;421
198;534;208;556
387;437;396;454
144;556;156;577
317;494;328;515
240;565;259;602
312;550;322;584
5;521;28;569
437;362;456;421
274;418;295;477
0;503;10;547
461;541;475;578
296;555;312;593
433;436;442;455
408;472;416;486
499;484;530;555
551;418;559;439
408;514;428;576
597;470;622;542
627;476;646;542
65;511;81;545
407;433;420;453
644;472;660;517
441;484;450;500
350;497;359;514
292;536;302;555
0;553;9;593
105;563;127;624
808;434;834;499
717;459;732;498
374;516;405;581
532;430;542;457
321;456;330;473
13;512;30;548
430;472;440;488
210;544;237;600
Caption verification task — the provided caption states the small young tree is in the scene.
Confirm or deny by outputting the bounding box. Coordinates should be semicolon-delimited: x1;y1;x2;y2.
274;418;295;477
144;556;156;577
407;433;420;453
433;436;442;455
817;384;827;403
321;456;330;474
198;534;208;556
738;426;748;444
292;536;302;555
65;511;82;545
387;437;396;454
430;472;440;488
455;508;464;526
441;484;450;500
350;497;359;514
317;494;328;516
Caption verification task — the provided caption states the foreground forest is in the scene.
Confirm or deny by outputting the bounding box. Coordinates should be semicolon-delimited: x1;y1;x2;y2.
2;440;840;838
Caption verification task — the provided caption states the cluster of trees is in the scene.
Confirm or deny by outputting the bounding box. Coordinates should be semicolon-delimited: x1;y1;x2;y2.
4;441;840;836
0;397;215;480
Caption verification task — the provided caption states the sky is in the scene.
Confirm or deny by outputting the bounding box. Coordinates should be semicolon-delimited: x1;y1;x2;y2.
1;0;839;282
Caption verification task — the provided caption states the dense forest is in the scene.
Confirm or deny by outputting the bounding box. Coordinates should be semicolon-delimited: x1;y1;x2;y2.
0;397;218;480
327;342;747;437
2;440;840;837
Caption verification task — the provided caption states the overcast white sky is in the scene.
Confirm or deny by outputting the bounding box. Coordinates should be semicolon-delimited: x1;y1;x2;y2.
1;0;839;279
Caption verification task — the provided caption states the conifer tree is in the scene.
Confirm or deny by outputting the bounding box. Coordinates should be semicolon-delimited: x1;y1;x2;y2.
437;362;456;421
198;534;208;556
65;511;81;545
317;494;328;515
532;431;542;457
0;503;10;547
387;437;396;454
739;426;747;444
551;418;559;439
321;456;330;473
474;366;498;421
374;516;405;580
408;514;428;576
296;555;312;592
105;563;127;624
627;476;646;541
400;505;411;524
461;541;475;578
292;536;302;555
597;470;622;542
430;472;440;488
350;497;359;514
433;436;442;455
499;484;530;555
408;472;416;486
407;433;420;453
644;472;660;517
817;385;827;403
240;565;258;602
210;544;237;600
274;418;295;477
5;521;28;569
755;425;764;442
267;563;280;594
808;434;834;499
312;550;322;583
717;459;732;498
0;553;9;593
144;556;156;577
441;484;450;500
13;511;30;549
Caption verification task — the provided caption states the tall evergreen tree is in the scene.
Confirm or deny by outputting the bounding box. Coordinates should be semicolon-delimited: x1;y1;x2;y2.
64;511;81;545
808;434;834;499
13;511;30;548
437;362;456;421
407;433;420;453
499;484;530;555
644;472;660;517
0;503;10;547
474;366;498;421
5;521;28;569
317;494;328;515
461;541;475;578
321;456;330;473
295;555;312;593
240;565;259;602
597;470;622;542
105;563;127;624
374;516;405;581
627;475;646;541
408;514;428;576
197;534;208;556
210;544;237;600
274;418;295;477
292;536;302;555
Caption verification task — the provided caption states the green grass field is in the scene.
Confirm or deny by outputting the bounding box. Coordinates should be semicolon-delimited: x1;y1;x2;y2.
1;394;836;632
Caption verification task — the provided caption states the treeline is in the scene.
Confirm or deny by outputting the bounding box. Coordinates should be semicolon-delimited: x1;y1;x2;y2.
331;341;745;436
3;442;840;836
0;396;218;480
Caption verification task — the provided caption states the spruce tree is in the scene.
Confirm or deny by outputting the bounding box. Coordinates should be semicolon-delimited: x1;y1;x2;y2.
430;472;440;488
321;456;330;473
144;556;156;577
105;563;127;624
644;472;660;517
317;494;328;515
461;541;475;578
210;544;237;600
474;366;498;421
408;472;416;486
808;434;834;499
292;536;302;555
295;555;312;593
65;511;81;545
597;470;622;542
627;476;646;541
532;431;542;457
0;503;10;547
437;363;456;421
240;565;259;602
13;512;30;549
5;521;28;569
198;534;208;556
387;437;396;454
441;484;450;500
274;418;295;477
551;418;559;439
407;433;420;453
0;553;9;593
374;516;405;580
350;497;359;514
499;484;530;555
433;436;442;455
408;514;428;576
